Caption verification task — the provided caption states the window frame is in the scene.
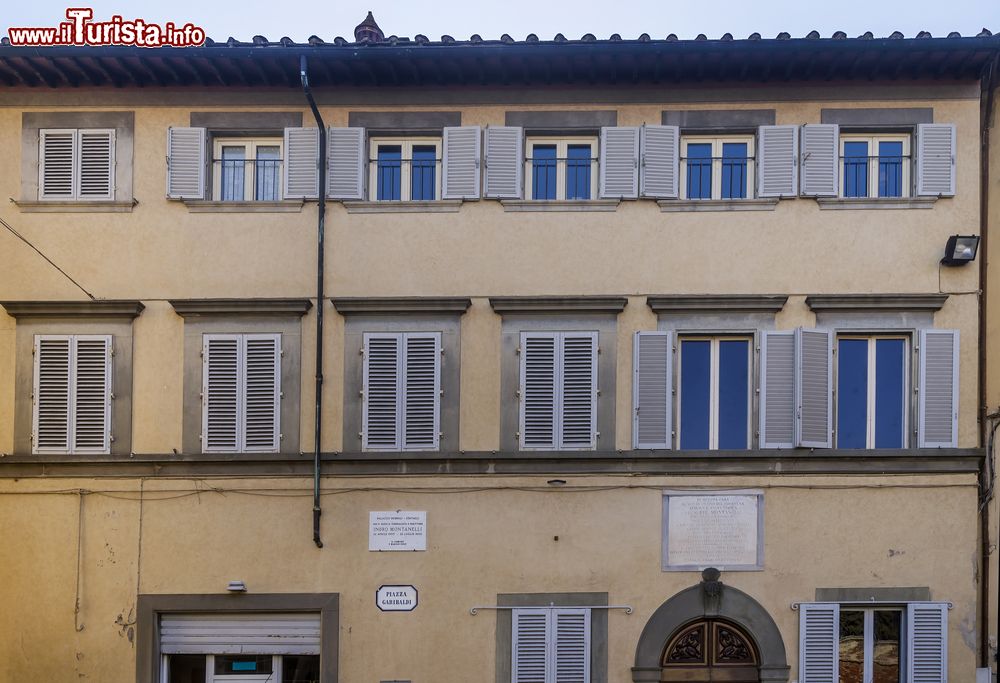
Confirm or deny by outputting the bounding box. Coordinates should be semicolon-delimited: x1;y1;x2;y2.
679;134;755;200
524;136;599;201
835;606;905;683
834;333;911;449
211;136;284;202
838;133;911;199
368;136;443;202
162;653;320;683
38;127;116;201
675;334;753;450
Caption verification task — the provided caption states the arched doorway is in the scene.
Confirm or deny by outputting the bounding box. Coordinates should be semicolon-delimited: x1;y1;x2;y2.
661;618;760;682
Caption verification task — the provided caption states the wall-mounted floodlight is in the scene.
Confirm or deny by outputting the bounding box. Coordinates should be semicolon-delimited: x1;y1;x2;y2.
226;581;247;593
941;235;980;266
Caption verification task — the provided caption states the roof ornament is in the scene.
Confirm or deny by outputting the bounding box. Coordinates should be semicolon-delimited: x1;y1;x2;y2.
806;30;820;39
978;28;993;37
832;31;847;39
354;11;384;43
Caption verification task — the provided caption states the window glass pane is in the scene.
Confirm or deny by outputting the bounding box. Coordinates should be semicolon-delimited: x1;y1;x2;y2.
718;340;749;449
874;611;902;683
874;339;906;448
532;145;557;200
377;145;402;201
686;143;712;199
843;141;869;198
680;340;711;449
878;141;904;198
255;145;280;201
220;145;246;201
411;145;437;201
721;143;748;199
839;611;865;683
214;655;273;674
283;655;322;683
168;655;205;683
837;339;869;448
566;144;592;200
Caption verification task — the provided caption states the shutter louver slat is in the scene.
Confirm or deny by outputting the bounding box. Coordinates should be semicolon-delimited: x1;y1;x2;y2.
243;335;280;452
513;610;549;683
283;127;320;199
203;336;240;452
34;337;71;453
796;328;833;448
799;603;839;683
560;334;597;449
633;331;672;449
363;334;401;450
760;331;795;448
916;124;956;197
554;609;590;683
758;125;799;197
521;334;558;450
907;603;948;683
799;124;838;197
918;330;959;448
403;334;440;450
327;127;365;200
599;126;639;199
442;126;482;200
639;125;679;199
484;126;523;199
39;130;76;199
72;336;111;453
166;127;206;199
78;130;114;200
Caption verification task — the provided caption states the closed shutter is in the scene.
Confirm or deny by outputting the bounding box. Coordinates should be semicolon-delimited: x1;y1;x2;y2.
916;124;956;197
166;127;206;199
757;125;798;197
599;126;639;199
283;127;320;199
327;126;365;200
798;603;839;683
72;336;112;453
633;331;672;449
520;333;558;450
520;333;597;450
795;328;833;448
799;124;838;197
33;336;72;453
203;335;240;453
553;609;590;683
561;333;598;449
78;129;115;200
363;333;401;450
442;125;482;199
918;330;959;448
759;331;795;448
907;603;948;683
639;125;679;198
402;333;441;450
160;613;321;655
512;609;549;683
484;126;523;199
39;129;77;199
243;334;280;452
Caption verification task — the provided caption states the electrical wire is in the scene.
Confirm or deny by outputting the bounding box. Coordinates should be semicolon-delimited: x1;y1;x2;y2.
0;213;96;300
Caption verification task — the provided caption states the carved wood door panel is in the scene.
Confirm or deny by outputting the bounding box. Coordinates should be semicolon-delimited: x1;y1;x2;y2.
660;619;760;682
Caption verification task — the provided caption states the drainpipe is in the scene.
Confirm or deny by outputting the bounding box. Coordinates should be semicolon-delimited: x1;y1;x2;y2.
301;55;326;548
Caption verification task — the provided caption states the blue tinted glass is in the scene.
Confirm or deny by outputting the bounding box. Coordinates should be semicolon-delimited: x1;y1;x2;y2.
532;145;557;200
874;339;905;448
255;146;280;201
837;339;869;448
220;146;245;201
720;143;748;200
680;340;711;449
411;146;436;201
377;146;402;200
566;145;592;200
718;340;749;449
843;141;869;198
686;144;712;199
878;141;903;198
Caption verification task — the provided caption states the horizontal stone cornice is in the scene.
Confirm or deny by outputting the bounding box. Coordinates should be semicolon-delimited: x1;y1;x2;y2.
805;293;949;312
0;300;145;319
647;295;788;313
489;296;628;314
331;297;472;315
169;298;313;317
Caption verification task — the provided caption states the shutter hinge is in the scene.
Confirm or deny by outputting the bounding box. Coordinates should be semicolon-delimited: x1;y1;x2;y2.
596;389;601;396
199;349;204;357
360;348;365;356
110;392;116;400
358;432;363;440
359;390;364;397
109;348;116;357
279;392;284;399
597;347;602;354
280;349;285;357
199;392;204;400
199;434;203;441
279;433;284;440
515;390;520;398
110;435;115;443
515;346;521;355
515;431;520;439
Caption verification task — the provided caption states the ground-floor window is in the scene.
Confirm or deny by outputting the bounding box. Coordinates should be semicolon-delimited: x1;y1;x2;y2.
166;654;320;682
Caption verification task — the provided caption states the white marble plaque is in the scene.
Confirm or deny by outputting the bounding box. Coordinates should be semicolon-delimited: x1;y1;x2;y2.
369;511;427;551
663;491;763;571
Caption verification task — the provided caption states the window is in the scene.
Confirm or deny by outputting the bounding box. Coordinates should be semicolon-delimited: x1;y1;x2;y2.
836;335;908;449
32;335;112;454
212;137;283;201
680;136;754;200
839;134;910;198
166;654;320;682
362;332;441;451
526;138;598;200
38;128;115;200
202;334;281;453
369;137;442;201
512;608;591;683
678;336;751;450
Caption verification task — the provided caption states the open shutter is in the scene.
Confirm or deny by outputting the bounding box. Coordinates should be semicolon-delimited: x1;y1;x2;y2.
39;129;77;199
166;127;206;199
799;124;838;197
560;333;598;449
484;126;523;199
78;129;115;200
33;336;71;453
327;126;365;200
363;333;402;450
757;125;798;197
795;328;833;448
202;335;240;453
907;603;948;683
402;333;441;450
512;609;549;683
243;334;280;452
799;603;839;683
553;609;590;683
520;332;558;450
918;330;959;448
760;331;795;449
442;125;482;199
599;126;639;199
633;331;672;449
72;336;111;453
916;124;956;197
640;125;679;199
283;127;320;199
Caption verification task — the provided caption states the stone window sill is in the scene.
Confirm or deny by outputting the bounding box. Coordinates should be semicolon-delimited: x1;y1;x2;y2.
501;199;620;212
657;198;778;212
14;199;136;213
342;200;462;214
815;197;938;210
182;200;304;213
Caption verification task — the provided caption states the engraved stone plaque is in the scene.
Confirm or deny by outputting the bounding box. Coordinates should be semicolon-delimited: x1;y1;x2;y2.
662;491;763;571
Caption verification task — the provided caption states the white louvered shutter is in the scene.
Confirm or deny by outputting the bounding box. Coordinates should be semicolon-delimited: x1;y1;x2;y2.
916;124;956;197
760;331;795;449
443;125;482;199
72;336;112;453
553;609;590;683
798;603;839;683
327;126;365;200
363;333;402;450
283;127;320;199
521;333;558;450
795;328;833;448
33;336;72;453
402;333;441;450
599;126;639;199
166;127;206;199
560;333;598;449
513;609;549;683
160;613;321;655
633;331;672;449
78;129;115;200
907;603;948;683
639;125;679;198
757;125;799;198
484;126;523;199
39;129;77;199
918;330;959;448
243;334;280;452
799;124;838;197
203;335;240;452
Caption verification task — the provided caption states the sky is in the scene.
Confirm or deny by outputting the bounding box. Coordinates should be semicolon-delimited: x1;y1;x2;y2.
4;0;1000;44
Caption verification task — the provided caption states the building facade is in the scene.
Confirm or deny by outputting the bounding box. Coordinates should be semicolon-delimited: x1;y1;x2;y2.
0;19;998;683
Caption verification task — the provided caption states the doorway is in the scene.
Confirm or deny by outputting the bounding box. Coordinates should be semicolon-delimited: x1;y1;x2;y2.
660;618;760;682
